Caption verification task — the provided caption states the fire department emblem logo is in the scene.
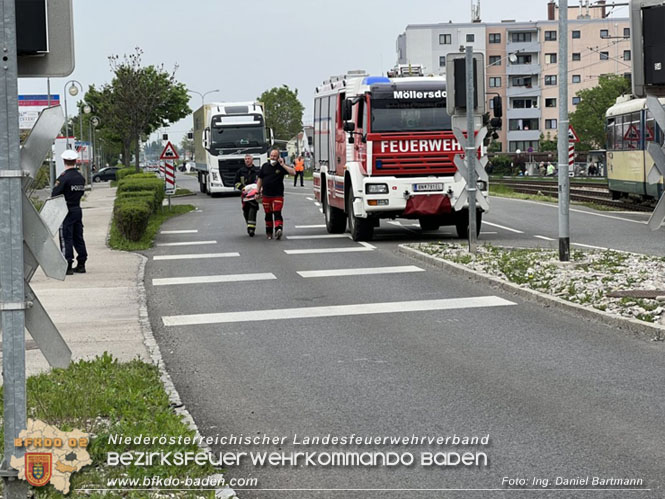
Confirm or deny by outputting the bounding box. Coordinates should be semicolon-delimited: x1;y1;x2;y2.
25;453;52;487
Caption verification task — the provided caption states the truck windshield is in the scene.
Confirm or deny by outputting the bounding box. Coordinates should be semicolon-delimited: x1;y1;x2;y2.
370;99;451;133
211;126;266;149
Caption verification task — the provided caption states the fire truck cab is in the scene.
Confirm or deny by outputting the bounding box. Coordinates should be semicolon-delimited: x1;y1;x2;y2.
313;68;487;241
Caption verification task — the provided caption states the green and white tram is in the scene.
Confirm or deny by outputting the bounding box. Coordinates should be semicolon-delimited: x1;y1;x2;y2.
605;95;665;200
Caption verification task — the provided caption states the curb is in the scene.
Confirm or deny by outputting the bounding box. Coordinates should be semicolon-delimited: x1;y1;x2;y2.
136;257;238;498
398;244;665;342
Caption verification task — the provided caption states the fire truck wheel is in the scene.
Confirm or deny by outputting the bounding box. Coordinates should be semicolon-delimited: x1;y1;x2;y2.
419;217;440;231
324;195;347;233
455;209;482;238
346;193;374;241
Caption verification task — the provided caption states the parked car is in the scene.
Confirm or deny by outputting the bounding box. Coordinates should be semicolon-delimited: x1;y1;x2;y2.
92;167;120;182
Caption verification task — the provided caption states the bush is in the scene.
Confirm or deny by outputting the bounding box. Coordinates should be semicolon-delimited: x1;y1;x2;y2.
113;199;152;241
115;167;137;181
117;190;160;213
117;177;165;207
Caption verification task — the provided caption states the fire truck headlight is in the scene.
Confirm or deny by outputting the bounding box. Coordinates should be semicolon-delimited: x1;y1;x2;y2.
477;180;488;191
366;183;389;194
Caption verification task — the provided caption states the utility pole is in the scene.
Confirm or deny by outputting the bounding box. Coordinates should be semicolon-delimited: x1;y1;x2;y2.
557;0;570;261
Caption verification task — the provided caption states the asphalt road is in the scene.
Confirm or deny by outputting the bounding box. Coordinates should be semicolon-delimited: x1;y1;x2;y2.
143;173;665;498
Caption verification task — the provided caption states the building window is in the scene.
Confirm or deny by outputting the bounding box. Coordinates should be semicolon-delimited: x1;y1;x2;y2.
509;119;539;131
600;29;609;38
544;30;557;41
545;98;556;108
489;33;501;43
572;52;581;61
545;53;557;64
511;98;538;109
439;56;446;67
511;76;533;87
489;77;502;88
515;54;532;65
623;50;631;61
624;27;630;37
545;119;557;129
544;75;557;85
511;32;532;43
466;34;475;42
439;34;451;44
572;30;581;39
600;51;609;60
489;55;501;66
572;97;581;105
572;75;581;83
509;140;539;152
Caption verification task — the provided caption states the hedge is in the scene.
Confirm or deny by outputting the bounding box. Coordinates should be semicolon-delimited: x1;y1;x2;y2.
113;198;151;241
117;177;165;207
116;190;160;213
115;167;137;181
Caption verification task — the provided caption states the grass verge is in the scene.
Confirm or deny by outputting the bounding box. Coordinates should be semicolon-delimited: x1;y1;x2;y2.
174;187;194;196
109;204;195;251
0;354;216;498
489;183;619;211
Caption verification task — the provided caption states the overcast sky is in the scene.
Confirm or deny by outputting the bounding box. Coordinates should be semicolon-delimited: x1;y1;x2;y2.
18;0;629;144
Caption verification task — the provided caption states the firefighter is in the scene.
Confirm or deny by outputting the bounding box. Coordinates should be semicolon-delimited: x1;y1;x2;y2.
234;154;259;235
53;149;88;275
293;155;305;187
256;149;296;240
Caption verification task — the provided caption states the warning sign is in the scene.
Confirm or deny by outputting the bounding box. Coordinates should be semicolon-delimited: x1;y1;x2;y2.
160;141;179;160
623;124;640;142
568;125;580;143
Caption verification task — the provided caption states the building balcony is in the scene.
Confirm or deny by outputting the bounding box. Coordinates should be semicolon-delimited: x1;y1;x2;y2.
507;107;541;119
507;129;542;141
506;84;541;97
506;40;541;54
506;63;541;76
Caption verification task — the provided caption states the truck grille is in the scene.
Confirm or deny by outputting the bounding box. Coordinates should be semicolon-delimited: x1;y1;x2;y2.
373;154;457;176
218;159;245;187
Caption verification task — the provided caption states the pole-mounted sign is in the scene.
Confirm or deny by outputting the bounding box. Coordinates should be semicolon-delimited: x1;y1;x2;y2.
645;95;665;230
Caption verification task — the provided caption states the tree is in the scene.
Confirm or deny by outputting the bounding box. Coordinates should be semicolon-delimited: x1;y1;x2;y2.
569;74;630;151
258;85;304;144
85;48;191;170
538;132;557;152
180;129;195;160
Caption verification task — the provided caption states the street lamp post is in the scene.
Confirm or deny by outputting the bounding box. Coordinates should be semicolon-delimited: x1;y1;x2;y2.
187;88;220;107
63;80;84;148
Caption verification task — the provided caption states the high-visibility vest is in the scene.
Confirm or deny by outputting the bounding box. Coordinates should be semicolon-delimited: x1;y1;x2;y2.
295;159;305;172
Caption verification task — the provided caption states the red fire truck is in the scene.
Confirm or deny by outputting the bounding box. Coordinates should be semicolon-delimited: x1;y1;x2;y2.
313;68;487;241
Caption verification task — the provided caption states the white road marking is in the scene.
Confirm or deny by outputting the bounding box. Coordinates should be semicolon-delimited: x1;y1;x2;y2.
160;229;199;234
162;296;517;326
306;197;314;201
153;252;239;261
534;235;555;241
295;224;326;229
319;208;323;213
359;241;377;249
297;265;424;278
479;231;498;235
314;201;321;207
285;245;374;255
153;272;276;286
287;234;351;240
483;221;524;234
155;240;217;247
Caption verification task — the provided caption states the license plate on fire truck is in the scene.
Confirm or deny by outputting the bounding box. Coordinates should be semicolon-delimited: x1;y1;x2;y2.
413;183;443;192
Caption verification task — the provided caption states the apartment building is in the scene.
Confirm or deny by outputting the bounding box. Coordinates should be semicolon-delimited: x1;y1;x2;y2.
396;1;631;152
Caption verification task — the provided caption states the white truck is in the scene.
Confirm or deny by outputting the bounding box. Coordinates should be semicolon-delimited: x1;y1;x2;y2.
193;101;271;195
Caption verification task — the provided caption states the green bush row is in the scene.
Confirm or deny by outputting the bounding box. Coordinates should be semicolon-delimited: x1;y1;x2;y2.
115;167;137;181
113;176;165;241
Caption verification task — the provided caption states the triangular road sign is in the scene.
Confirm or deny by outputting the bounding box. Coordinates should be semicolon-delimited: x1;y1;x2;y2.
568;125;580;143
623;124;641;142
160;141;179;160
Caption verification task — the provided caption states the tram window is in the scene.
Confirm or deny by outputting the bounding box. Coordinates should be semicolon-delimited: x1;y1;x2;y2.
607;117;615;150
615;115;624;151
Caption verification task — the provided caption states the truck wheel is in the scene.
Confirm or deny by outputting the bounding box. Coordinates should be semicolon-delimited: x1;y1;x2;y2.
455;209;482;238
323;190;347;234
419;217;440;231
346;192;374;241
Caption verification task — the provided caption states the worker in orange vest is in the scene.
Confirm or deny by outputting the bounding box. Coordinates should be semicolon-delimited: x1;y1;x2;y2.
293;155;305;187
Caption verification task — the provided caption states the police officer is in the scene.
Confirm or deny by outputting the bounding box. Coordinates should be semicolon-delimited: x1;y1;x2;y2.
53;149;88;275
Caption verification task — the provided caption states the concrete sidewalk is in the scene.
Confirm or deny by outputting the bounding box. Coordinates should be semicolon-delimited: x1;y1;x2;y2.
20;184;150;377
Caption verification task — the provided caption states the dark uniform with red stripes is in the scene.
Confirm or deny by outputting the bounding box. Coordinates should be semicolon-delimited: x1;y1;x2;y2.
258;160;288;238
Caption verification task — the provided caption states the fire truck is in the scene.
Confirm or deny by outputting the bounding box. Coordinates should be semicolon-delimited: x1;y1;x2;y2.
313;67;487;241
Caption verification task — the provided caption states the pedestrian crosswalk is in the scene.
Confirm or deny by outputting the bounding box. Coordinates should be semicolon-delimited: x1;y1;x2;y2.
151;223;518;328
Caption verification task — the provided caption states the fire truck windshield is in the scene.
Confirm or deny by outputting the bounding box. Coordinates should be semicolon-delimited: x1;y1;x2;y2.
370;99;451;133
211;125;266;150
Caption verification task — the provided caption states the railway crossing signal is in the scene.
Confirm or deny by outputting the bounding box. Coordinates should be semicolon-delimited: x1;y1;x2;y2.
452;126;489;213
645;96;665;231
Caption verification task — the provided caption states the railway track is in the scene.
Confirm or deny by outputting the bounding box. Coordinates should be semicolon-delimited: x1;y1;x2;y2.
492;178;655;212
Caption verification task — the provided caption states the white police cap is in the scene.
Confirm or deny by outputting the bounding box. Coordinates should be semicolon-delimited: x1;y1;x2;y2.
61;149;79;161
